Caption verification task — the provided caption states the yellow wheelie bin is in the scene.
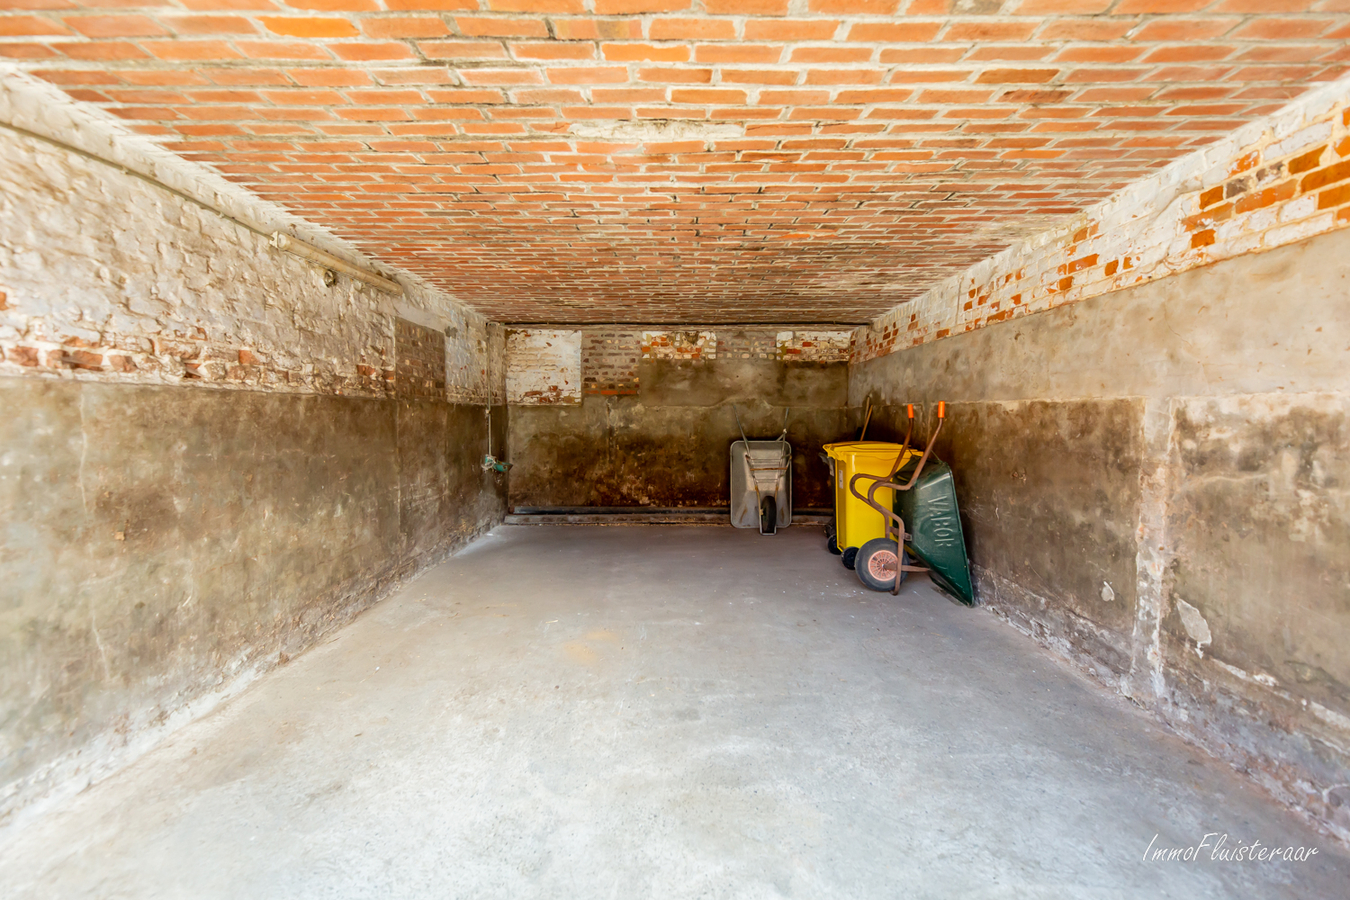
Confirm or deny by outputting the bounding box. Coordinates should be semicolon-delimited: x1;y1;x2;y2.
822;441;919;570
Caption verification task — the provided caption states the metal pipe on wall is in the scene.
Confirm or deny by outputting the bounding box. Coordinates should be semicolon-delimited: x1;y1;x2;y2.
270;232;402;294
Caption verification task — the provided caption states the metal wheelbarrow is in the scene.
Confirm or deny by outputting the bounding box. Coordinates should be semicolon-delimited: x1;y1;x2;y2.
729;407;792;535
846;402;974;603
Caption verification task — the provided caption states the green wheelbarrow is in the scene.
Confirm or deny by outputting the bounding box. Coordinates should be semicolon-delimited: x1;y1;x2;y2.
846;403;974;605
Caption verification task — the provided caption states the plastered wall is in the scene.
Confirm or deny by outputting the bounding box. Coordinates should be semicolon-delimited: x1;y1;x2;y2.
851;228;1350;843
507;326;852;510
0;120;507;823
848;81;1350;840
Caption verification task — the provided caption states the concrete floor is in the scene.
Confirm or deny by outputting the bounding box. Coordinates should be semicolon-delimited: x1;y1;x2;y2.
2;526;1347;899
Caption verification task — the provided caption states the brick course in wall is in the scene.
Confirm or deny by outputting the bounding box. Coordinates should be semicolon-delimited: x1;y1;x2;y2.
394;316;446;402
855;75;1350;363
641;329;717;361
511;324;851;405
718;329;777;361
581;328;641;396
0;124;502;405
777;329;852;362
486;321;507;406
444;304;497;405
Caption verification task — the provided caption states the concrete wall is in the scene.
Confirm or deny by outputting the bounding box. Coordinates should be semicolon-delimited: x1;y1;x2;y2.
0;124;507;821
507;327;852;510
849;227;1350;841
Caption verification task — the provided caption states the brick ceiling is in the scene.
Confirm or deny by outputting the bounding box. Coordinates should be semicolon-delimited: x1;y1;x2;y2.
3;2;1349;324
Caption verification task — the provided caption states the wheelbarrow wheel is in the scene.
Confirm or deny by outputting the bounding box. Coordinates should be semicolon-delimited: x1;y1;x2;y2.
760;496;777;535
856;538;908;592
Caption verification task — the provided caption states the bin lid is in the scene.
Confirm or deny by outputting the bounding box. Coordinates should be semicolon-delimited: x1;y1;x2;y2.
823;441;909;460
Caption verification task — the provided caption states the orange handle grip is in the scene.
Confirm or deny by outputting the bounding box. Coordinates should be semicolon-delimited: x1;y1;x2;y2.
906;403;914;419
938;401;946;419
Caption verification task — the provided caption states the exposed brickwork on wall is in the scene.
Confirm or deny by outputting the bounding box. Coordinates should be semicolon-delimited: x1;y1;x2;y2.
505;327;581;405
718;329;777;361
394;317;446;401
642;330;716;361
486;321;507;406
856;77;1350;363
444;306;501;405
777;329;852;363
0;124;500;404
513;324;849;404
3;7;1348;323
582;328;641;396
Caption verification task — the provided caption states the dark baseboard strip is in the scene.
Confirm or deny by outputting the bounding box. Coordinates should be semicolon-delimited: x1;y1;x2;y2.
504;507;832;527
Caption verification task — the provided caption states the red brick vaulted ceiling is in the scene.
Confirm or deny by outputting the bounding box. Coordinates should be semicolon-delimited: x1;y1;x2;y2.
2;1;1348;323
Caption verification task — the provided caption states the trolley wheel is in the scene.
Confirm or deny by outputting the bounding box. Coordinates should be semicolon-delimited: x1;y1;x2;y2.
856;538;908;592
815;518;837;553
760;496;777;535
841;546;858;570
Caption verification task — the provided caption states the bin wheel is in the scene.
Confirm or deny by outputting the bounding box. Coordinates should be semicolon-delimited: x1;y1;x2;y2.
826;532;841;555
760;496;777;535
841;546;858;570
856;538;908;592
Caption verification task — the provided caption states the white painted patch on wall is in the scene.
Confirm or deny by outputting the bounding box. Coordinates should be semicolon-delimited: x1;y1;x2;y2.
1175;598;1213;657
1213;658;1280;689
1101;582;1115;603
506;329;582;405
1310;702;1350;735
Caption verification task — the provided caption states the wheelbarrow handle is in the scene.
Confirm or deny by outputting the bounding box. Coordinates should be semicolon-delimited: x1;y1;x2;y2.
845;403;946;504
844;404;949;594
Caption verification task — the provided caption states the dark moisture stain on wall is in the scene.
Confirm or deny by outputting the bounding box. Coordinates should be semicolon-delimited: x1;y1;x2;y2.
0;377;506;818
1167;398;1350;701
847;228;1350;840
862;399;1144;673
1162;395;1350;831
508;357;850;510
